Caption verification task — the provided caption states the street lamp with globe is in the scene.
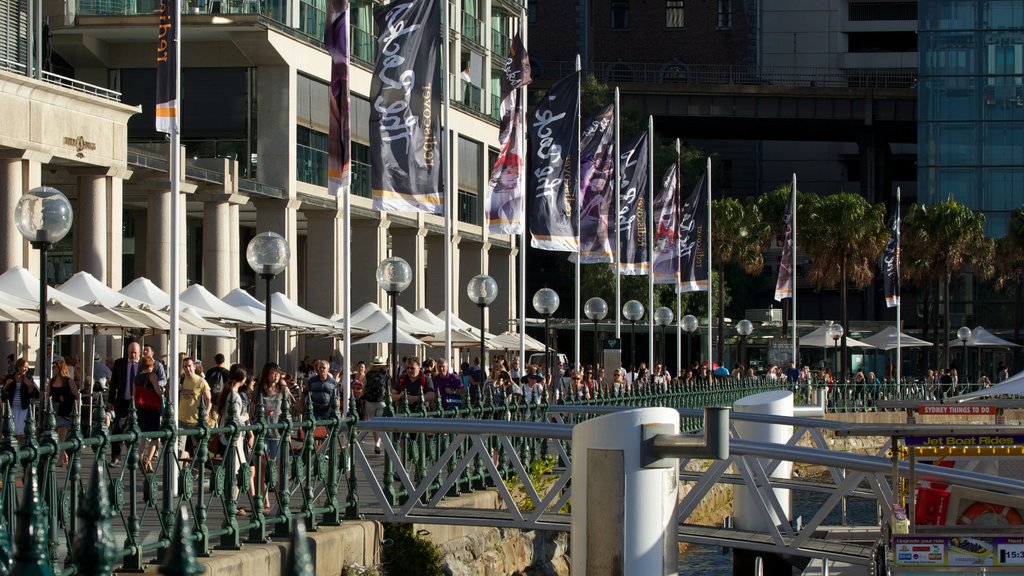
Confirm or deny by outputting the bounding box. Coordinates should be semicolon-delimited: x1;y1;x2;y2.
532;288;560;383
246;231;290;367
654;307;674;370
467;274;498;383
622;300;645;379
957;326;972;378
584;297;608;370
377;257;412;386
736;319;753;371
681;314;698;371
827;323;844;379
15;186;73;392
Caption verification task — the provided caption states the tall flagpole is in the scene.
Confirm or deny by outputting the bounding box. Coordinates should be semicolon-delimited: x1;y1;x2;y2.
167;0;182;492
791;172;798;365
614;88;622;341
574;55;581;371
518;10;527;372
675;139;682;375
443;0;452;363
706;157;712;368
896;186;902;393
647;116;654;375
342;0;352;417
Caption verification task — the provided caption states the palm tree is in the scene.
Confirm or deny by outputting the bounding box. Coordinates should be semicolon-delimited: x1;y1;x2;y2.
802;193;888;380
900;204;939;369
711;198;766;365
994;207;1024;372
901;199;993;369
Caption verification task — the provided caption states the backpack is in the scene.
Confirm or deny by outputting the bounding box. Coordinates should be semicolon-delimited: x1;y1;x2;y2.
363;370;387;403
206;368;225;397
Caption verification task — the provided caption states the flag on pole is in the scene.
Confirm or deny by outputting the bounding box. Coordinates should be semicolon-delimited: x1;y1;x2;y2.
529;71;580;252
326;0;351;194
369;0;442;213
155;0;179;134
678;173;710;292
486;33;532;234
883;203;901;307
774;186;795;301
652;161;679;284
575;103;615;263
616;131;649;275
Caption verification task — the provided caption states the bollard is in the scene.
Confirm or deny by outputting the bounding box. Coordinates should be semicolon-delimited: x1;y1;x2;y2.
159;505;205;576
73;458;117;576
10;465;54;576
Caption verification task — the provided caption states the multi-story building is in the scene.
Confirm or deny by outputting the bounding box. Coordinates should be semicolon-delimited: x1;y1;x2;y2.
0;0;522;368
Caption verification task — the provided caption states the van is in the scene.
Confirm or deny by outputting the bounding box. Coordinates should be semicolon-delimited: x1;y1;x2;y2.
527;352;569;372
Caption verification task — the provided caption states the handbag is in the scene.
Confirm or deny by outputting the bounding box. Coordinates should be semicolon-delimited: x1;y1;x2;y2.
134;384;162;413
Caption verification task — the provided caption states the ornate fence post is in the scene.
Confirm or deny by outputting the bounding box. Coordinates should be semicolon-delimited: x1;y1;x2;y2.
64;401;84;572
1;403;20;567
159;505;205;576
322;390;342;527
10;464;53;576
345;394;359;519
249;390;268;543
300;393;317;532
193;400;211;556
159;400;178;552
219;396;241;551
273;391;294;538
122;402;144;571
37;399;60;571
73;457;117;576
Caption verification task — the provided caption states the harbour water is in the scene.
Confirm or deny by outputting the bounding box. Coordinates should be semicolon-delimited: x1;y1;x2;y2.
678;488;879;574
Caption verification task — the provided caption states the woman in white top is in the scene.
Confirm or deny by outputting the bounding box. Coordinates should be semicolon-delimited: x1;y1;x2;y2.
216;363;254;515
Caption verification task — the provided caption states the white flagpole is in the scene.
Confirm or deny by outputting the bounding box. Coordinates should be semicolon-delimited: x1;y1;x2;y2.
675;139;681;375
518;10;527;373
647;115;654;375
574;55;581;371
896;186;902;394
167;0;182;493
443;0;452;363
614;88;621;341
706;157;713;368
791;172;797;365
342;0;352;414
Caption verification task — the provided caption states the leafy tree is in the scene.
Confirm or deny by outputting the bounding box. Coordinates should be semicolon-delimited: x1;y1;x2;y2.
711;198;766;364
994;207;1024;371
802;193;888;379
902;199;993;369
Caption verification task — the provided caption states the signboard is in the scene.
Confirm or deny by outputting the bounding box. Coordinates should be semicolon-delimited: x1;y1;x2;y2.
894;536;1024;568
918;405;997;416
905;435;1024;448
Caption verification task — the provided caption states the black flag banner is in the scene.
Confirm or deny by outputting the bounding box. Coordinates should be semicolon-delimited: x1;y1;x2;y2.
369;0;442;213
529;71;580;252
486;33;532;234
883;204;900;307
652;162;679;284
575;103;615;263
616;131;649;275
678;174;710;292
155;0;179;134
774;189;794;301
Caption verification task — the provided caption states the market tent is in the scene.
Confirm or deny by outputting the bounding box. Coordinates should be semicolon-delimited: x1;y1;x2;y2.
946;326;1021;348
269;292;340;333
395;306;442;335
860;326;932;350
413;308;446;332
953;370;1024;401
439;309;500;342
58;271;147;309
180;306;234;338
0;266;88;308
180;284;263;326
351;324;427;347
221;289;308;330
349;302;385;326
490;331;546;352
420;328;488;348
798;325;875;349
120;277;170;309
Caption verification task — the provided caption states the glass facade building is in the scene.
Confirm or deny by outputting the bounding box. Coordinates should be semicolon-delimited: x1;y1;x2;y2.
918;0;1024;237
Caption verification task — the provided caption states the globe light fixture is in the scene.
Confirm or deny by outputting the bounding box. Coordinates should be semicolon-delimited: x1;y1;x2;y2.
622;300;645;377
247;231;290;366
377;257;413;385
654;307;674;368
681;314;698;370
532;288;560;384
467;274;498;381
16;186;73;394
827;323;844;376
958;326;972;378
584;297;608;369
736;319;753;370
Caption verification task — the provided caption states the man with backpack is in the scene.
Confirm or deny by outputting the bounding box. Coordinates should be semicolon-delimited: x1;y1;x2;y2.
204;353;229;399
362;356;390;453
391;356;435;412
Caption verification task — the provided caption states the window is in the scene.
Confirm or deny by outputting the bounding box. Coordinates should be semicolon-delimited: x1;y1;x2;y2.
528;0;537;23
717;0;732;29
612;0;629;30
666;0;684;29
296;74;330;187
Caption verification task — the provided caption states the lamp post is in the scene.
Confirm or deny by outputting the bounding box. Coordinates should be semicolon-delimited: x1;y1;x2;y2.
681;314;698;372
377;257;412;387
622;300;644;378
957;326;971;380
736;319;753;371
828;323;844;379
246;231;290;367
532;288;560;383
584;297;608;370
654;307;674;369
15;186;73;395
467;274;498;383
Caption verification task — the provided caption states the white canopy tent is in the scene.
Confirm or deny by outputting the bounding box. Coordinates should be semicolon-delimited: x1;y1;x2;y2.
395;306;442;335
180;306;235;338
221;289;309;330
953;370;1024;401
946;326;1021;349
352;324;427;347
413;308;446;332
349;302;386;327
180;284;264;326
798;325;876;349
120;276;171;309
270;292;341;334
59;271;147;309
490;331;546;352
0;266;89;309
861;326;932;350
420;328;487;348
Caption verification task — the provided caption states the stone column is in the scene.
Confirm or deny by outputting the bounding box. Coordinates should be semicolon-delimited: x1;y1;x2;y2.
304;208;342;362
0;154;46;360
391;223;427;312
229;203;241;289
74;168;113;280
106;176;124;290
351;217;389;360
424;232;461;317
199;190;246;364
